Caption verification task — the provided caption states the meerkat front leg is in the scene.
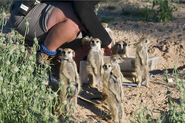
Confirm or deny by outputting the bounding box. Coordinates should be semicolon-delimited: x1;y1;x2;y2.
100;58;104;76
73;61;81;91
91;59;98;75
145;68;150;87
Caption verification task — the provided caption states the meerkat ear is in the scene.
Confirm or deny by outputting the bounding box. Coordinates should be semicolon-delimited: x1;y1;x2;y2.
100;39;102;44
58;48;64;54
124;41;127;46
72;50;76;57
58;48;63;52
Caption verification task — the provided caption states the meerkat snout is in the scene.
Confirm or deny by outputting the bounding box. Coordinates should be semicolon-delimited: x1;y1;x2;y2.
103;63;112;71
103;64;108;70
90;40;95;46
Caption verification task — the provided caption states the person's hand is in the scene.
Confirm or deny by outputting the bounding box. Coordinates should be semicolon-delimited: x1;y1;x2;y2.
102;43;112;56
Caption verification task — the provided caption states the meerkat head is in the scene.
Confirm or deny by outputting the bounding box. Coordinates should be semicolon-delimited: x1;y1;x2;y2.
59;48;74;60
111;54;123;64
115;40;127;54
89;38;101;50
138;35;150;48
103;63;112;72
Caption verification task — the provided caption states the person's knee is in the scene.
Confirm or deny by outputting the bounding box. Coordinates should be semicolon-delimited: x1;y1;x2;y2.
66;19;80;42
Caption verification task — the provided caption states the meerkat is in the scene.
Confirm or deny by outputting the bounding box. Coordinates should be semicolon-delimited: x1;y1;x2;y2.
56;48;81;114
87;38;104;88
102;63;125;123
101;63;113;103
112;40;128;58
108;70;125;123
78;63;112;108
135;35;150;87
111;54;124;83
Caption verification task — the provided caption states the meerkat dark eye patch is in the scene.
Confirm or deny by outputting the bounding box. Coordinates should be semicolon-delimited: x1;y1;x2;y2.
103;64;107;69
68;51;71;54
117;43;121;47
62;51;65;55
123;42;127;47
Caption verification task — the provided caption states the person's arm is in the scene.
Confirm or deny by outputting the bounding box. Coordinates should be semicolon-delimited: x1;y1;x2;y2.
72;0;112;48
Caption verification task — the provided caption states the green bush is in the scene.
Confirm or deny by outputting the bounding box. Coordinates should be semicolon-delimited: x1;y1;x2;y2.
0;10;72;122
0;1;12;12
167;68;185;122
121;0;177;22
0;29;60;122
152;0;177;22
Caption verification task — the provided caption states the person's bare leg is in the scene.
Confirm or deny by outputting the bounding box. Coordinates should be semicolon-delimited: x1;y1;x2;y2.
44;19;80;52
43;5;80;52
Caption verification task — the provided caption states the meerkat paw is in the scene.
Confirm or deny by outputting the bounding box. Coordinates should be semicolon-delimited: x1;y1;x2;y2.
145;83;149;88
137;83;141;87
90;83;96;88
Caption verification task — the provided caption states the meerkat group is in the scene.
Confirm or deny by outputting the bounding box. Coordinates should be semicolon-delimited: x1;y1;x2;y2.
56;22;150;122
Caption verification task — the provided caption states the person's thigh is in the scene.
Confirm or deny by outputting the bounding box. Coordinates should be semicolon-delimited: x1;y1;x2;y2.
46;2;82;31
9;2;82;46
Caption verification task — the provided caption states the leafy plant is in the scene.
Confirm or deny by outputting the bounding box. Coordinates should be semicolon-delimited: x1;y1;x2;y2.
0;1;12;12
121;0;177;22
152;0;177;22
0;10;73;122
167;69;185;123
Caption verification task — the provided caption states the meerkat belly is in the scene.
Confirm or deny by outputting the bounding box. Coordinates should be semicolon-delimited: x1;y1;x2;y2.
94;51;103;67
66;62;76;82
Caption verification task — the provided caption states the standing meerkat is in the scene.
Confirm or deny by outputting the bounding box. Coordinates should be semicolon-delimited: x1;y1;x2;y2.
57;48;81;114
101;63;113;103
78;63;112;107
111;54;124;83
112;40;128;58
135;35;150;87
87;38;104;88
102;63;125;123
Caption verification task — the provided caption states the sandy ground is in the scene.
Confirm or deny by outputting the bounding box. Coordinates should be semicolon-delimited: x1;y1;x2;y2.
1;1;185;122
72;1;185;122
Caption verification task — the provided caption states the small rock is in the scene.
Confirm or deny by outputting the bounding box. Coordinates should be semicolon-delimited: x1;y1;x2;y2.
180;45;183;49
161;45;167;51
167;78;174;83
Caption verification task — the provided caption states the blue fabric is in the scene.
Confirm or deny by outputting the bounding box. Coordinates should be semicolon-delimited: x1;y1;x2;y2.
39;44;57;56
